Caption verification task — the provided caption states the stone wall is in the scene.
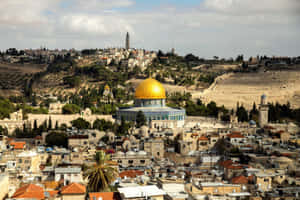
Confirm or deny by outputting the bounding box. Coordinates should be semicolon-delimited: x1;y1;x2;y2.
27;113;115;129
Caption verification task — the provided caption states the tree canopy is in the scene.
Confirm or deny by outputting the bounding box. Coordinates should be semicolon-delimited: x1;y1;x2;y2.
71;118;91;129
45;132;68;148
136;111;146;128
62;104;80;114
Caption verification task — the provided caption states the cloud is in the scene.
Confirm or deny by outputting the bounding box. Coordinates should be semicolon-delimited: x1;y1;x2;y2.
60;14;133;35
0;0;299;58
72;0;134;11
0;0;60;26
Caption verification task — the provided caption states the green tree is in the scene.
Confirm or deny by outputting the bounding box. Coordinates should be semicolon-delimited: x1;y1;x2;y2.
63;76;81;88
71;118;90;129
62;104;80;114
48;117;52;130
55;121;59;130
45;132;68;148
93;119;113;131
236;105;249;122
0;125;8;136
118;116;130;135
84;151;118;192
33;119;38;130
0;98;15;119
135;111;146;128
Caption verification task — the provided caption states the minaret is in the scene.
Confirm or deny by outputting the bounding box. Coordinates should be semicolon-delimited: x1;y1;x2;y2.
259;94;269;127
125;32;130;49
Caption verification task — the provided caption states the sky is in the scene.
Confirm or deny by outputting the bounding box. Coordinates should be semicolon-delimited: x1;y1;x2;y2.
0;0;300;58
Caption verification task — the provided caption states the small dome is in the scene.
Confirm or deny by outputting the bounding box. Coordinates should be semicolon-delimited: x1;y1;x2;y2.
261;94;267;99
126;151;136;156
135;78;166;99
275;156;292;163
116;151;125;156
137;151;147;156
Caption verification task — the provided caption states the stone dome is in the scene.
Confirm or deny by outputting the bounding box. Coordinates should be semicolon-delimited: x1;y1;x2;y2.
135;78;166;99
126;151;136;156
137;151;147;156
116;151;125;156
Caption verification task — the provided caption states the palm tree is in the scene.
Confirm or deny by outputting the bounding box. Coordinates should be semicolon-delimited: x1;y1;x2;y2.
84;150;118;192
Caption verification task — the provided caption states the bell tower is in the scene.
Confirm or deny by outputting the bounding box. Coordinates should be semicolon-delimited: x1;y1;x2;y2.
125;32;130;49
259;94;269;127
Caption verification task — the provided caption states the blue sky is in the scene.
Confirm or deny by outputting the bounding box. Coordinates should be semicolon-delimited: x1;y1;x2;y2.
0;0;299;58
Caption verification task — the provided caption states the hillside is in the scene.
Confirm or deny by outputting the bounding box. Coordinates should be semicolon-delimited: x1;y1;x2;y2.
193;66;300;109
0;62;46;97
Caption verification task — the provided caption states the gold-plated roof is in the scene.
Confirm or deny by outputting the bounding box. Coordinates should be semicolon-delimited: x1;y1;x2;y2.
135;78;166;99
104;84;110;90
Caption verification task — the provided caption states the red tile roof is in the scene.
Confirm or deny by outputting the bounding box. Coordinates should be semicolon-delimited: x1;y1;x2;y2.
119;170;143;178
10;141;26;149
12;184;44;200
89;192;121;200
198;136;209;141
231;175;249;184
35;135;43;140
219;160;233;167
227;133;245;138
61;183;86;194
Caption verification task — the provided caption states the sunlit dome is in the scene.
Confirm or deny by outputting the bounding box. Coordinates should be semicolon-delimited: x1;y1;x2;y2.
135;78;166;99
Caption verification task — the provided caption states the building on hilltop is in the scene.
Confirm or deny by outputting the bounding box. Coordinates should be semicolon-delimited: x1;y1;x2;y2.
116;78;185;128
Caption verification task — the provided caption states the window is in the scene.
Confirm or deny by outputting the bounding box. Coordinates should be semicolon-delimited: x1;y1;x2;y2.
128;160;133;164
118;160;122;163
140;160;145;164
157;152;160;156
19;159;22;163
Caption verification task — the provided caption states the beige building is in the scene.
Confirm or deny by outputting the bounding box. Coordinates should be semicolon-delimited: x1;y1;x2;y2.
112;151;151;168
144;138;164;159
68;135;89;149
16;151;41;173
49;102;65;114
55;167;83;186
255;173;273;191
0;174;9;200
187;182;241;196
118;185;166;200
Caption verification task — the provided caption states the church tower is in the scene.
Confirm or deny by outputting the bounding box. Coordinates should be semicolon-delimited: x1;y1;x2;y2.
259;94;269;127
125;32;130;49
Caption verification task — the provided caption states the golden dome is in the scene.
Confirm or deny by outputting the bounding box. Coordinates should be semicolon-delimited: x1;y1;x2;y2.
104;84;110;90
135;78;166;99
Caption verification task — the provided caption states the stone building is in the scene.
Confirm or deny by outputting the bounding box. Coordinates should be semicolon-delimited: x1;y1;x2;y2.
259;94;269;127
49;102;65;114
116;78;185;128
68;135;89;149
125;32;130;50
112;151;151;168
143;138;164;159
55;167;83;186
16;151;41;173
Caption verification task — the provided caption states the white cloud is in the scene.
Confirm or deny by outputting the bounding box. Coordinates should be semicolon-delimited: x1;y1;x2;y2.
0;0;60;26
73;0;134;11
0;0;299;58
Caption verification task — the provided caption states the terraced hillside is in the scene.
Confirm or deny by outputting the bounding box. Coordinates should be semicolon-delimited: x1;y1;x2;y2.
194;66;300;109
0;62;46;96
